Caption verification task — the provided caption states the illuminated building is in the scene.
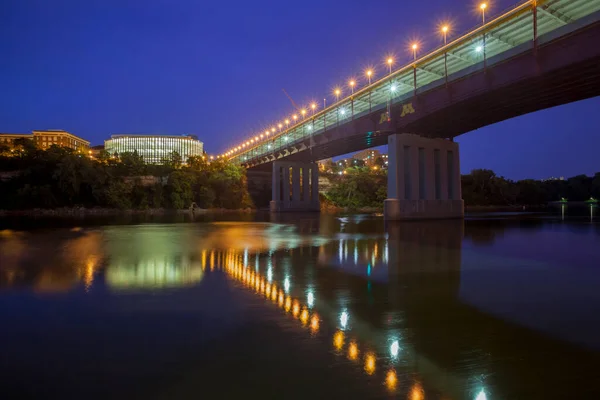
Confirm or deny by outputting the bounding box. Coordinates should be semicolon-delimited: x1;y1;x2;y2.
353;149;381;166
105;134;204;164
0;130;90;153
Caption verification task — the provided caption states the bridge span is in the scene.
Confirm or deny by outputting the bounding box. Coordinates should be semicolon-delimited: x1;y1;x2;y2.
222;0;600;219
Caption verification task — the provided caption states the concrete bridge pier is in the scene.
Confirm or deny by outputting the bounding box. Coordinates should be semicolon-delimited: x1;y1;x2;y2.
270;161;320;212
384;134;463;220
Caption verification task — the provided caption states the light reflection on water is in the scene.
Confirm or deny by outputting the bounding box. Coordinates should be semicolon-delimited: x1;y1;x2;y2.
0;213;600;398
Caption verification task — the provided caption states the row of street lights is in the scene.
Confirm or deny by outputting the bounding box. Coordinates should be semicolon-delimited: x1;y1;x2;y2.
218;2;489;160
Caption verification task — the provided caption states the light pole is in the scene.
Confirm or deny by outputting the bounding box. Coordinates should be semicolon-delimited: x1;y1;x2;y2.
442;25;449;83
349;80;355;118
412;43;418;95
387;57;393;75
366;69;373;112
334;88;341;126
480;2;487;24
481;3;488;68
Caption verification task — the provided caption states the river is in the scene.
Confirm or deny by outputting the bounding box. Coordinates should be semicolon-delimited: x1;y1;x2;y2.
0;208;599;399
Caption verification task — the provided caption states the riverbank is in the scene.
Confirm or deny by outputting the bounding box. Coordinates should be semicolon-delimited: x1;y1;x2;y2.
0;207;254;217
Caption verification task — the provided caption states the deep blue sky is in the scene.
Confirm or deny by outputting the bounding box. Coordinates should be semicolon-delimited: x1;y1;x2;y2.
1;0;599;180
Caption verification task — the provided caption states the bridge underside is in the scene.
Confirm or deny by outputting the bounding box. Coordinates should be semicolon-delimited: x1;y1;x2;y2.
246;19;600;218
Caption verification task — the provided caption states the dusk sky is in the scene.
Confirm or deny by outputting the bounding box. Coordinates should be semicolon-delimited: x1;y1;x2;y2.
2;0;599;180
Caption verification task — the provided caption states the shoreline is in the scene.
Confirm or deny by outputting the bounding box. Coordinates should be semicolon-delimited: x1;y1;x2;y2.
0;207;255;217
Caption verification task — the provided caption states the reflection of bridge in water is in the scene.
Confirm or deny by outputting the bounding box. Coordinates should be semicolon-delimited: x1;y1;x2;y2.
209;220;600;399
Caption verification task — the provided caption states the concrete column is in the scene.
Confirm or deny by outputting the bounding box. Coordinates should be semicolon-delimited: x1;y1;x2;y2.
453;149;462;200
384;134;463;220
292;165;301;206
439;149;448;201
311;165;319;208
384;134;403;219
282;164;290;207
270;162;281;212
409;145;419;201
302;167;310;203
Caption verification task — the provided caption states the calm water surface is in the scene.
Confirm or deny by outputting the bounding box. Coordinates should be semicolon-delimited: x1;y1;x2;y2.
1;210;599;399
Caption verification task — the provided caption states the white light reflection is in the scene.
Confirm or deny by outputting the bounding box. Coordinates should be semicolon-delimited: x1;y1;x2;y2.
390;340;400;358
340;311;349;329
475;389;487;400
307;291;314;308
284;277;291;293
243;249;249;266
267;267;273;283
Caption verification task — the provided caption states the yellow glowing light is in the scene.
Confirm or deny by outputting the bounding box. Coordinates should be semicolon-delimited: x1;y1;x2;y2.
265;283;271;297
292;300;300;317
250;139;254;143
300;308;309;325
246;141;250;146
310;314;319;333
349;80;355;87
333;330;345;351
271;287;278;301
278;292;285;307
442;25;449;33
301;109;306;116
412;43;418;50
285;296;292;312
387;57;393;65
410;383;424;400
480;2;487;10
364;352;376;375
285;119;290;125
386;370;398;391
292;114;298;121
260;134;264;139
334;88;341;97
366;69;373;77
348;341;359;361
311;102;316;110
278;123;283;129
271;127;275;132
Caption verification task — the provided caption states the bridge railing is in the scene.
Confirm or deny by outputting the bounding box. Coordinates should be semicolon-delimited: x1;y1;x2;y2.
230;0;600;166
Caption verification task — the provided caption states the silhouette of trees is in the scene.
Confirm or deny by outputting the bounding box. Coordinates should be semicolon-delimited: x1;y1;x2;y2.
0;146;252;210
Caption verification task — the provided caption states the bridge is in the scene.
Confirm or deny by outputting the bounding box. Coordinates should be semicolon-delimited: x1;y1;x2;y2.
219;0;600;219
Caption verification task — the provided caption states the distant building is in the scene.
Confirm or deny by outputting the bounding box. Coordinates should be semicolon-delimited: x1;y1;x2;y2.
90;144;105;159
542;176;565;182
104;134;204;164
353;149;381;166
0;130;90;153
33;130;90;152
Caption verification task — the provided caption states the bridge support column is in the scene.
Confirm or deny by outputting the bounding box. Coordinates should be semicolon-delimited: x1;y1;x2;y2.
270;161;320;212
384;134;463;220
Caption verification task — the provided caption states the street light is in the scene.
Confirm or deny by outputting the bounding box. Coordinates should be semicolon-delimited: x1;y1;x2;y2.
301;109;307;118
334;88;341;102
366;69;373;85
278;123;283;131
442;25;449;45
285;119;290;127
271;127;276;133
292;114;298;122
349;80;356;94
412;43;418;60
480;2;487;24
311;102;317;114
387;57;394;75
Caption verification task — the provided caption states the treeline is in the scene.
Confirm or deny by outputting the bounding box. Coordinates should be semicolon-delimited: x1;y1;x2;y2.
322;167;600;209
0;141;252;210
462;169;600;206
323;168;387;208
